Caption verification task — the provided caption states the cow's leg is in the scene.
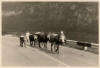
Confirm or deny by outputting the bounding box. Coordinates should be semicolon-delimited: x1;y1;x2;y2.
26;39;28;42
20;41;22;47
20;41;23;47
43;42;46;48
30;41;33;47
30;40;31;46
43;43;45;48
27;37;29;42
24;41;26;48
45;42;47;48
42;43;44;48
55;45;57;52
55;45;59;54
30;41;31;46
22;41;24;47
32;41;33;46
55;44;59;54
39;42;41;48
26;38;28;42
30;41;32;47
33;41;35;47
57;45;59;54
51;43;53;52
20;42;22;47
44;42;47;48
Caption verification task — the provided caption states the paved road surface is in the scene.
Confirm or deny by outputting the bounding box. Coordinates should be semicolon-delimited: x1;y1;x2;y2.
2;35;99;67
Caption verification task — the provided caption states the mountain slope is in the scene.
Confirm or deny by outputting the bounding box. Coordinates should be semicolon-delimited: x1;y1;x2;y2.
2;2;98;43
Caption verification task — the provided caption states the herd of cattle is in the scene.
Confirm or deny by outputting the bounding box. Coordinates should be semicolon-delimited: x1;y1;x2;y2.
19;31;92;54
20;31;66;54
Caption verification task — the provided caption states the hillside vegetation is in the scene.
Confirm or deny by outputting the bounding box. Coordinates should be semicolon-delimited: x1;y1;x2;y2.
2;2;98;43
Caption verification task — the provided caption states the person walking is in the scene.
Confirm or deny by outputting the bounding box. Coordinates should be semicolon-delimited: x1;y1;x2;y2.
25;31;30;42
60;30;66;45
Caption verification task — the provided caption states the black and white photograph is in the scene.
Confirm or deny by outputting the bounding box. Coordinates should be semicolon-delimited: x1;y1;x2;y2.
1;0;99;67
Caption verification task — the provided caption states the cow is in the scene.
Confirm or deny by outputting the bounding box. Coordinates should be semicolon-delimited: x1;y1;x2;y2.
48;31;66;54
29;34;34;47
28;33;38;47
19;35;26;47
36;32;48;48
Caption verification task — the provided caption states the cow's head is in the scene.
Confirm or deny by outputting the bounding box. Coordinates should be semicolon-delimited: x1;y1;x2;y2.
34;34;38;40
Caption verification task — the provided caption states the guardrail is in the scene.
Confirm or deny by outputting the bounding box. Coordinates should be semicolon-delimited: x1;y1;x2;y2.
66;40;99;50
66;40;99;46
